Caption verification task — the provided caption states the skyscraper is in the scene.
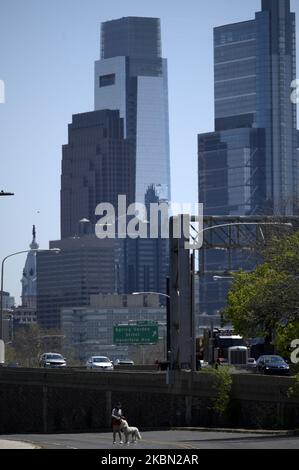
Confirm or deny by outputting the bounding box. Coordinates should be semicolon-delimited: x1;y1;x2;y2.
199;0;298;216
61;109;134;239
198;0;298;316
94;17;171;204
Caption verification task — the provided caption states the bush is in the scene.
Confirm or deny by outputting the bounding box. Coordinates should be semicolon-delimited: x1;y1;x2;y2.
203;367;233;416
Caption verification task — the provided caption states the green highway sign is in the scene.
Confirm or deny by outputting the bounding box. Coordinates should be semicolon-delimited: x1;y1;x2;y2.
114;325;159;345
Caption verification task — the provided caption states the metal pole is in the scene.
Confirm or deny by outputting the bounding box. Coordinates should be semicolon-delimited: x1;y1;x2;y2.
0;248;60;341
0;257;4;340
166;277;170;357
191;251;196;371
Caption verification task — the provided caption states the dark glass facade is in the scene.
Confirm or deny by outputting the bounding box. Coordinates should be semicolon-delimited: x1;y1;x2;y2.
101;17;161;60
199;128;266;216
61;109;134;239
214;20;257;130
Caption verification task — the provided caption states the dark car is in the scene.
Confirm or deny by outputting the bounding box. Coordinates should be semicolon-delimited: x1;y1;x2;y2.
114;359;134;366
256;355;290;376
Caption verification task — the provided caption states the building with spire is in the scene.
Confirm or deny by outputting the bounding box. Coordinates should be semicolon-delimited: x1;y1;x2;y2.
21;225;38;309
12;226;38;330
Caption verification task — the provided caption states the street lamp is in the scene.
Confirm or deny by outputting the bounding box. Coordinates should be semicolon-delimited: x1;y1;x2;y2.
0;191;14;197
0;248;61;342
132;292;170;299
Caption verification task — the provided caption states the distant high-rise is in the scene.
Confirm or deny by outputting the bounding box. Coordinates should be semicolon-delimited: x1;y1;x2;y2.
199;0;298;216
95;17;171;204
37;236;123;330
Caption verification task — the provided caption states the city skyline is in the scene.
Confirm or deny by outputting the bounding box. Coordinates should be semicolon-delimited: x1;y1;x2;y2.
0;0;298;301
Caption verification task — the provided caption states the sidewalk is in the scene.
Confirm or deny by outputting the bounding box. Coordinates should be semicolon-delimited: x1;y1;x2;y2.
0;439;38;449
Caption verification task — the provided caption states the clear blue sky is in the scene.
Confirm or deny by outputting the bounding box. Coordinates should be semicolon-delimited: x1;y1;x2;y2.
0;0;298;302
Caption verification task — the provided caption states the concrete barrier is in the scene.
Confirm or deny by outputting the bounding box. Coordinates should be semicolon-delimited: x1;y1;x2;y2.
0;368;298;433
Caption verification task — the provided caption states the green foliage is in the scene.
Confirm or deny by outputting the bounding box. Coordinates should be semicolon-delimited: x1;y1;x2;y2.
8;325;65;367
224;231;299;348
288;374;299;398
275;322;299;359
203;367;233;416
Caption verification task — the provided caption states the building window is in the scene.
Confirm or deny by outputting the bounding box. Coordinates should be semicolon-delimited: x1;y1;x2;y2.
99;74;116;88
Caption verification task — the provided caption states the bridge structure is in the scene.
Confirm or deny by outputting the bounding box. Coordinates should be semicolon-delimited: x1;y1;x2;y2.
168;215;299;371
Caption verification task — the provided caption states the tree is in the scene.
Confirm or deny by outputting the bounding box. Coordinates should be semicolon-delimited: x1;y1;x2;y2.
9;325;66;367
224;231;299;354
11;324;43;367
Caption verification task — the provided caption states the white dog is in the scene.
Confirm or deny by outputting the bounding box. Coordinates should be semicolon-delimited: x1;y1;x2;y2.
119;419;142;444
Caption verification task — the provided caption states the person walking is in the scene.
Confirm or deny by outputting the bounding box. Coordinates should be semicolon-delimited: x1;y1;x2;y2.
111;402;124;444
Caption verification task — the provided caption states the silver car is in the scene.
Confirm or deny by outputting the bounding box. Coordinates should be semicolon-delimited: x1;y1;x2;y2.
86;356;114;371
39;353;67;369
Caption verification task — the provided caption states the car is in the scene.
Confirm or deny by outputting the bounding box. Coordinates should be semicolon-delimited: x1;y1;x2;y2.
256;355;290;376
247;358;257;370
86;356;114;371
114;359;134;366
39;353;67;369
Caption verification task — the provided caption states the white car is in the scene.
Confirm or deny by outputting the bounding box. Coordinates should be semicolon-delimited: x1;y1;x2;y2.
39;353;67;369
86;356;114;371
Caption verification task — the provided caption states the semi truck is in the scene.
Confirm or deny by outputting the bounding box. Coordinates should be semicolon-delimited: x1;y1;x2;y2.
197;328;249;367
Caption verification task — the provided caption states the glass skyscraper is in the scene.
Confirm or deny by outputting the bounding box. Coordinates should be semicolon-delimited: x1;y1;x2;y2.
198;128;266;216
198;0;298;316
200;0;298;216
94;17;171;204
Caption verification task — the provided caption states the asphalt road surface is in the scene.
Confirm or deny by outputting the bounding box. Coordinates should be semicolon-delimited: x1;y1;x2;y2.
1;430;299;449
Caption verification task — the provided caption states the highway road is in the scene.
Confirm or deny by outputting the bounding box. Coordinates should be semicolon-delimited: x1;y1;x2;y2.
1;430;299;449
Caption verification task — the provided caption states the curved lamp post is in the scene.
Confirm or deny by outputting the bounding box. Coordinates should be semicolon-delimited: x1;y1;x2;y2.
0;248;60;341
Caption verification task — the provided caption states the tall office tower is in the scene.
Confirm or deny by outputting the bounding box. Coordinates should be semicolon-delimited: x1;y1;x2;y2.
199;0;298;216
61;109;134;239
198;0;298;316
94;17;171;204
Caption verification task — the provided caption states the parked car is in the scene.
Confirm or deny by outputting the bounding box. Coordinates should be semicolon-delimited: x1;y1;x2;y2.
247;357;257;370
86;356;114;371
39;353;67;369
114;359;134;366
256;355;290;376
